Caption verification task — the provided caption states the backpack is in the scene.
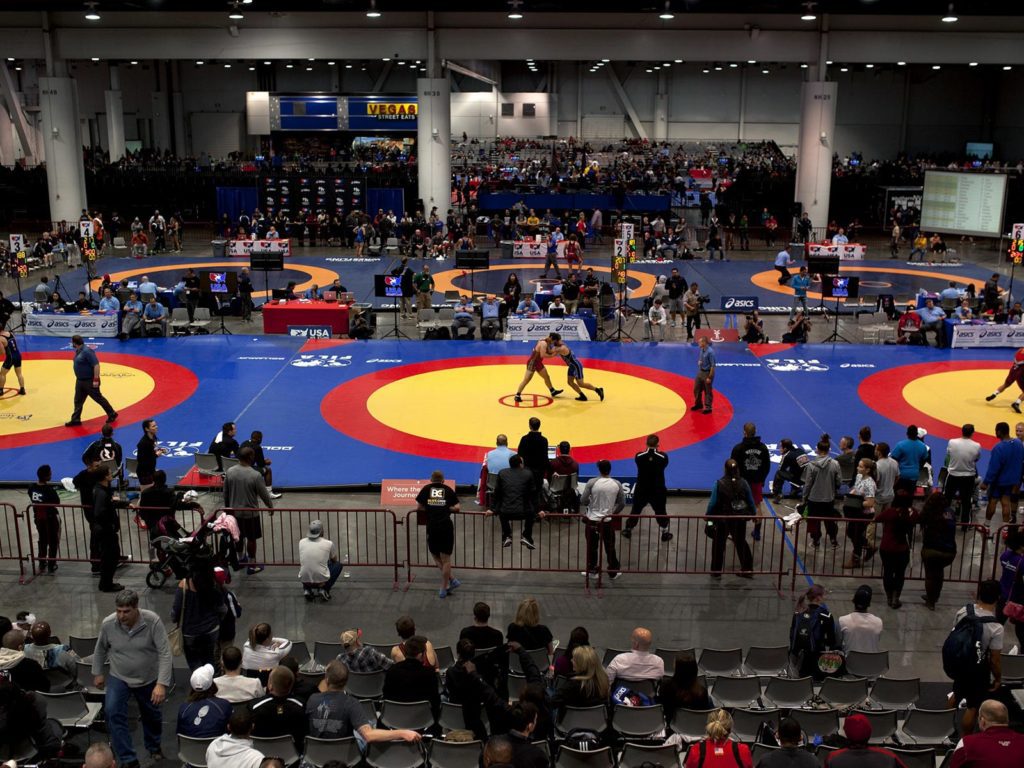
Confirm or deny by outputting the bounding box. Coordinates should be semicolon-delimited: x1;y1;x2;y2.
563;728;602;751
791;605;830;654
696;740;743;768
611;684;654;707
942;604;998;681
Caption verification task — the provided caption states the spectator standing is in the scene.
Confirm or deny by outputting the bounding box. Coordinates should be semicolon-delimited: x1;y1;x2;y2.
801;438;841;549
706;459;755;577
170;565;227;671
873;491;919;609
890;424;929;496
580;460;624;580
944;424;982;523
623;434;672;542
874;442;899;512
980;421;1022;526
27;464;60;574
65;334;118;427
225;446;275;574
945;580;1003;734
730;423;771;541
788;585;838;681
838;585;883;653
920;491;958;610
92;589;172;767
92;465;124;593
774;246;794;285
693;335;716;414
415;470;462;598
298;520;343;602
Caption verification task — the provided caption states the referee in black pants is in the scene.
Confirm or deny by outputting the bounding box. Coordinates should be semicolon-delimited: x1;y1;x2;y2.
66;335;118;427
622;434;673;542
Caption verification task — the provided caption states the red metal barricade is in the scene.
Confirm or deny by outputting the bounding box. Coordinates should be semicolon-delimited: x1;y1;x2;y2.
216;507;401;588
791;516;991;592
0;503;30;582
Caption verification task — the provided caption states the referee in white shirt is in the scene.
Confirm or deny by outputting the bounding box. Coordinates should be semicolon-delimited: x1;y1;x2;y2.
580;460;624;580
944;424;982;523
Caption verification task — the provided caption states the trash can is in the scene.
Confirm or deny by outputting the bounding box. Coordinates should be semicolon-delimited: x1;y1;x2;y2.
211;239;227;258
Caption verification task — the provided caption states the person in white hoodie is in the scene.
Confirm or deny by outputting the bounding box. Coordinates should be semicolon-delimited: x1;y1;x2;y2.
207;710;263;768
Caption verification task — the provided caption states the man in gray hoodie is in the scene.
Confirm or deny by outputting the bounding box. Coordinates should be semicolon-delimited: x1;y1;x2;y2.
92;589;172;768
801;437;841;549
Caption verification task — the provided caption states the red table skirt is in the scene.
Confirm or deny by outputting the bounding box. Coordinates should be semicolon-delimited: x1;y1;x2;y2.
262;301;349;335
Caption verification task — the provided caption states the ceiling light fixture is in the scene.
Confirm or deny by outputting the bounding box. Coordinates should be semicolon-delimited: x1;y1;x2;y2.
195;60;204;65
701;68;709;74
264;60;271;65
729;62;738;68
507;0;524;20
941;3;958;23
224;63;231;68
969;61;979;66
84;2;101;21
865;64;874;68
897;61;906;66
345;64;353;68
714;65;722;71
130;60;138;65
7;57;14;62
932;64;941;70
248;66;255;70
659;1;674;20
286;63;294;68
228;12;244;20
366;0;381;18
1004;65;1012;70
762;68;769;74
328;61;336;66
91;57;100;62
800;63;808;68
305;66;312;71
800;2;816;21
840;67;848;72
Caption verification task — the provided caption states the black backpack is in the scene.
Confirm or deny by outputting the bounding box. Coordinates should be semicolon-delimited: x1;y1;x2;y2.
562;728;602;751
942;604;998;680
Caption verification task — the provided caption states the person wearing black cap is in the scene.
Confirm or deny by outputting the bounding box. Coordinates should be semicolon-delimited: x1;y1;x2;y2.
838;585;883;654
755;716;818;768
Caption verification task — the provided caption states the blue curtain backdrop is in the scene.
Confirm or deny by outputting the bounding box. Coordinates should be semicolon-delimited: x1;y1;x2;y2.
367;188;405;218
216;187;259;224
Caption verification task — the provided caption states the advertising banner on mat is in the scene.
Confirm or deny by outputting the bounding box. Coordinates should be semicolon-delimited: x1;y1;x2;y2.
287;325;333;339
228;239;292;257
506;317;591;341
25;312;119;338
950;324;1024;348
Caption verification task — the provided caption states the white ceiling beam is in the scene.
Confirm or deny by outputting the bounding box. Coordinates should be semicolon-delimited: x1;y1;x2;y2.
0;65;36;165
605;65;647;141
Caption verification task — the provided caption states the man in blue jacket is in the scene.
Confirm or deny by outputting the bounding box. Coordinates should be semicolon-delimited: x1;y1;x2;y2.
980;421;1023;526
890;424;929;496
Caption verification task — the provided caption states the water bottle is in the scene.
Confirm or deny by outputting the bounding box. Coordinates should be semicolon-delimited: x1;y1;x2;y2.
342;552;351;578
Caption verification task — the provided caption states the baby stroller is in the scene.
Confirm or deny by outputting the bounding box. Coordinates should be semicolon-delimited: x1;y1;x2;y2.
145;508;238;588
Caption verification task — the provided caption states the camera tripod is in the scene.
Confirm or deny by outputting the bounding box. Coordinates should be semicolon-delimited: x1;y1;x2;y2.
823;298;851;343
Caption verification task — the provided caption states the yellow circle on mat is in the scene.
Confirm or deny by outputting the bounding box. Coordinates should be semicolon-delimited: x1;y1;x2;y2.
902;369;1011;440
0;360;154;434
366;364;686;447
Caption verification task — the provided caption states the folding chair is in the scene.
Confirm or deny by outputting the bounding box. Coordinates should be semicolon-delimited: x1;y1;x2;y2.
670;709;716;742
365;740;425;768
730;707;778;743
35;690;102;733
439;701;467;731
380;700;435;731
698;648;743;677
434;645;455;671
869;676;920;711
508;673;527;701
311;640;344;669
556;746;613;768
655;648;693;670
750;744;779;765
850;709;898;743
189;307;212;334
602;648;628;667
195;453;224;478
347;670;386;700
709;675;761;709
76;660;106;696
818;676;869;709
763;676;813;709
617;743;680;768
889;747;938;768
790;708;841;739
177;735;215;768
69;635;98;659
1000;654;1024;683
743;646;789;677
510;647;549;675
290;640;312;668
429;740;483;768
170;307;191;335
252;735;301;766
899;708;957;746
845;650;890;680
303;736;362;768
556;704;609;736
616;678;657;699
611;704;665;738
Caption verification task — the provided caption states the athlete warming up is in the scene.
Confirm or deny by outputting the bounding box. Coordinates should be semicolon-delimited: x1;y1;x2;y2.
548;332;605;402
515;336;564;403
0;330;26;395
986;348;1024;412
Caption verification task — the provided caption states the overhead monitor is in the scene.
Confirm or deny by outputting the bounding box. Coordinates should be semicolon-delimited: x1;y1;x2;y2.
920;170;1007;238
823;275;860;299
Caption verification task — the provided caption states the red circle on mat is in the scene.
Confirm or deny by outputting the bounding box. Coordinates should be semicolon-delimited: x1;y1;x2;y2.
858;360;1007;449
0;352;199;449
321;356;733;463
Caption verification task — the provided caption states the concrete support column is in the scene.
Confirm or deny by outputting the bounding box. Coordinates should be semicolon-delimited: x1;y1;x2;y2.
171;61;186;156
794;81;836;232
0;103;12;166
105;64;125;160
416;75;451;218
653;70;668;141
39;76;87;222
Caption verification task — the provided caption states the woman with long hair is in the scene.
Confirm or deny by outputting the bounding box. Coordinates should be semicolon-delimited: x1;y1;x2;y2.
169;563;226;671
683;709;752;768
550;646;609;714
506;597;554;654
241;622;292;672
659;652;711;721
503;273;523;306
843;457;877;568
553;626;589;678
706;459;755;577
919;491;957;610
873;490;919;608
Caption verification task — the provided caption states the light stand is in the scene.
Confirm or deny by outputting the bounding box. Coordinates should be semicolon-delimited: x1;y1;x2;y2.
823;298;851;343
212;294;233;335
379;305;411;340
8;266;26;333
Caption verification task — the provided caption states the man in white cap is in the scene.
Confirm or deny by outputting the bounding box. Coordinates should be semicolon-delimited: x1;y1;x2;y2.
176;664;231;738
298;520;342;602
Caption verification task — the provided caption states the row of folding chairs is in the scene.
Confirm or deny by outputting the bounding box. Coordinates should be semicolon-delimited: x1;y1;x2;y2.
707;673;924;711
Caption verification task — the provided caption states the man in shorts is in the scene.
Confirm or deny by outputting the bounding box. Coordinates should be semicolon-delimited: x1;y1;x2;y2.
514;336;564;403
0;329;25;395
985;348;1024;413
415;470;461;599
547;332;604;402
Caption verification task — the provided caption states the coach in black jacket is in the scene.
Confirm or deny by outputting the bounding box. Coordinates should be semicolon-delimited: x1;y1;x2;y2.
488;455;539;548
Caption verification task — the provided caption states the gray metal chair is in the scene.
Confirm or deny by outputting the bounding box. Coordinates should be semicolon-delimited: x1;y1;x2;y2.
510;647;549;675
698;648;743;677
76;660;106;696
195;452;224;478
313;641;345;669
434;645;455;671
365;740;426;768
170;307;191;335
36;690;102;733
749;744;779;765
611;704;665;738
731;707;779;743
670;708;715;741
380;700;435;731
508;673;527;701
763;676;813;708
845;650;890;680
743;646;789;677
616;678;657;699
439;701;467;731
602;648;629;667
709;675;761;708
850;709;898;743
790;708;841;739
429;740;483;768
556;746;613;768
69;635;98;660
889;747;938;768
655;648;693;670
303;736;363;768
556;704;609;735
252;735;301;766
899;708;957;745
869;676;920;711
177;735;215;768
290;640;312;668
617;743;679;768
818;676;869;709
1003;654;1024;683
348;670;386;700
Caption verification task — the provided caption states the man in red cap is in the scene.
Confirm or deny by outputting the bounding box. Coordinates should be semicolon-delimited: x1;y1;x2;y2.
823;713;907;768
950;700;1024;767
